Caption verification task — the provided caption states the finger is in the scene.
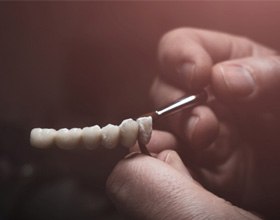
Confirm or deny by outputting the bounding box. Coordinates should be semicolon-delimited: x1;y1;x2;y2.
191;121;238;168
149;76;191;140
106;153;260;220
212;55;280;106
159;28;275;91
157;150;191;176
150;76;186;109
185;105;219;150
150;76;234;165
161;105;219;152
181;106;238;170
130;130;178;153
150;78;219;149
148;131;178;152
197;142;256;209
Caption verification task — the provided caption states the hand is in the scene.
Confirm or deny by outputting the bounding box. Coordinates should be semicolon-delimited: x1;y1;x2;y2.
107;28;280;219
107;150;260;220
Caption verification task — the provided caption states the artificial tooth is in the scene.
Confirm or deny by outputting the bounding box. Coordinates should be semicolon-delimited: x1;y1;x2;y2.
137;116;152;145
31;116;153;151
119;118;139;148
55;128;82;150
81;125;101;150
30;128;56;148
101;124;120;149
68;128;82;145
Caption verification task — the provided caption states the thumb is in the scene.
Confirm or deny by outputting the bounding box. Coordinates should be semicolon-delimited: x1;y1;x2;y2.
106;150;260;220
212;55;280;106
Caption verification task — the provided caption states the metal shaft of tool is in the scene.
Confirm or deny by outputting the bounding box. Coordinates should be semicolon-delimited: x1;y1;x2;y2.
152;90;207;121
140;90;207;156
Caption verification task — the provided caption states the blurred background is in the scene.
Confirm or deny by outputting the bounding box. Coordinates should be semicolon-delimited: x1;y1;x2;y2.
0;2;280;220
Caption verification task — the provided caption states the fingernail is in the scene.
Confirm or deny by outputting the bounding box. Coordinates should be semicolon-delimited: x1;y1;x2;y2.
124;152;140;159
186;115;199;142
157;150;177;164
157;150;191;176
177;63;195;89
220;64;255;97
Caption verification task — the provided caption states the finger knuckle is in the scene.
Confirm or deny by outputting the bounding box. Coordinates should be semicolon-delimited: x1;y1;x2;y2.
158;27;193;58
160;28;189;44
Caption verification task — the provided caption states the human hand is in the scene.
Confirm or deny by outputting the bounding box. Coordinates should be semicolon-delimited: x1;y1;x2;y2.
107;149;261;219
107;28;280;219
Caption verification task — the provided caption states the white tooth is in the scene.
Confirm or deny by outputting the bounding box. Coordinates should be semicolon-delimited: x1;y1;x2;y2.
55;128;82;150
68;128;82;145
81;125;101;150
101;124;120;149
119;118;139;148
137;116;153;145
30;128;56;148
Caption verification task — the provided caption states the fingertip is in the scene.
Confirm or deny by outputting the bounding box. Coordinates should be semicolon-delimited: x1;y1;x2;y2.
130;130;178;154
158;28;212;92
124;151;141;159
177;59;212;92
185;106;219;150
211;64;230;101
212;63;256;101
157;150;192;177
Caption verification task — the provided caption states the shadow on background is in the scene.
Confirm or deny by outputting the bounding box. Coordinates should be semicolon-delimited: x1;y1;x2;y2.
0;2;280;220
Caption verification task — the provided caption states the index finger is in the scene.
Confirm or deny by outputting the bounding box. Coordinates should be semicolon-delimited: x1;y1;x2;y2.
158;28;275;91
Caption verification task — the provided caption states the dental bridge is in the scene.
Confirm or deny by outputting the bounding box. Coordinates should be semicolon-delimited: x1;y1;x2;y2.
30;90;207;156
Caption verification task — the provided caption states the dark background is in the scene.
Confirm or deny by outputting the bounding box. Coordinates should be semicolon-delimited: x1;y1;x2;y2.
0;2;280;220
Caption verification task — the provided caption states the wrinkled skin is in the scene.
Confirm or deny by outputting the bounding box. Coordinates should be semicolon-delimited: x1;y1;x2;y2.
107;28;280;219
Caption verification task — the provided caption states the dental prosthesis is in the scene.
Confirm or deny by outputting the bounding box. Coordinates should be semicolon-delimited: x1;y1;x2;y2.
30;117;152;150
30;91;207;155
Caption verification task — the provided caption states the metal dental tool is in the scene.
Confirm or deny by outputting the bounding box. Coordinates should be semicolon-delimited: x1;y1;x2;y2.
139;90;207;155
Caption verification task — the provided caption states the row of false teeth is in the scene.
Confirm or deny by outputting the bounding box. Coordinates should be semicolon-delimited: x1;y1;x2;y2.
30;116;152;150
